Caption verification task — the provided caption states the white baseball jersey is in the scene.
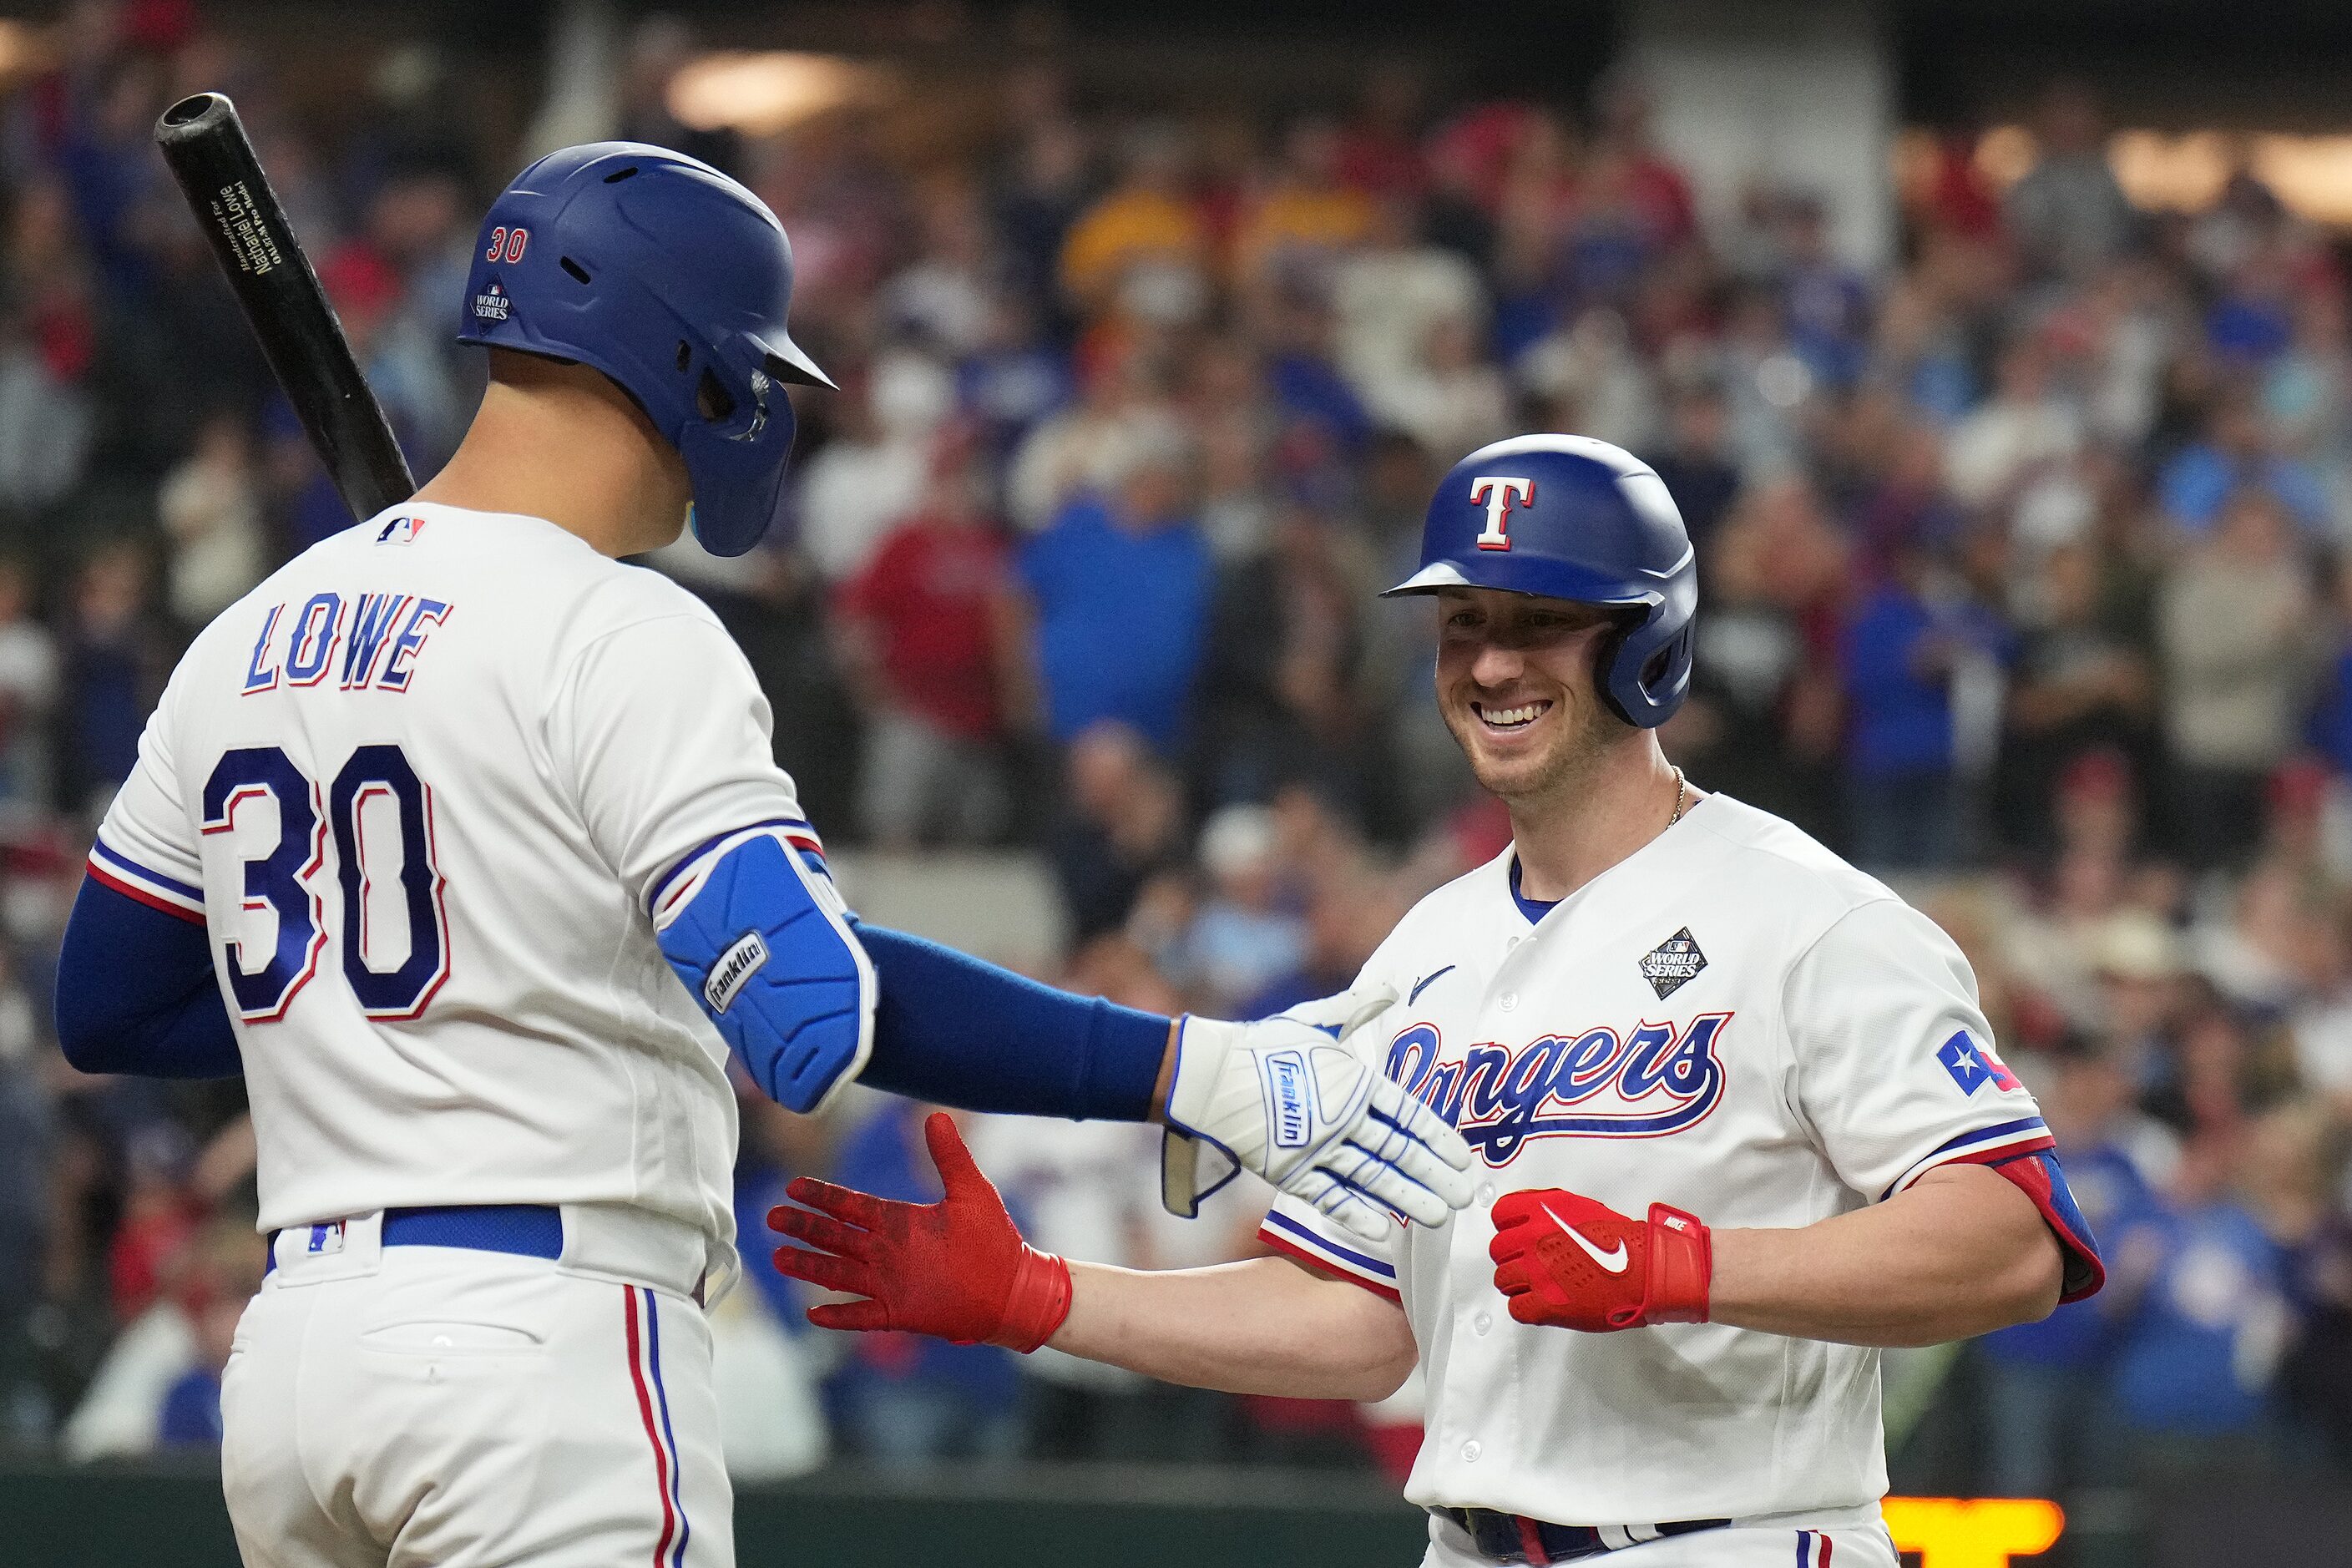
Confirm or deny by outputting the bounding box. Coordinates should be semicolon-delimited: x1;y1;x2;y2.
90;501;818;1276
1261;794;2087;1529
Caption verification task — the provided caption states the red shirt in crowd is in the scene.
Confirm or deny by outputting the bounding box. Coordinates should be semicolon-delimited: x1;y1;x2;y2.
837;517;1009;742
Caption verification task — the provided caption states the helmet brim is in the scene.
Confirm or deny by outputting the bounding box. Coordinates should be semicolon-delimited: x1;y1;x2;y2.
1379;552;1686;604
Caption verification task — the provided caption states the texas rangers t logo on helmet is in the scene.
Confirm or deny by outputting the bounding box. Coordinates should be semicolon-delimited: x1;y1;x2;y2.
1469;475;1535;551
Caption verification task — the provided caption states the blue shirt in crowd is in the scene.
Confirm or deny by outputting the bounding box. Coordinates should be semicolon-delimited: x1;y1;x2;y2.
2108;1199;2289;1435
2308;645;2352;776
1980;1142;2158;1369
157;1368;223;1448
1839;584;1960;780
1019;497;1211;753
2155;444;2328;534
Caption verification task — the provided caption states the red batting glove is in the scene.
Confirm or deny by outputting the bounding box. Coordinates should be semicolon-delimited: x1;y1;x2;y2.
768;1112;1072;1353
1488;1188;1712;1333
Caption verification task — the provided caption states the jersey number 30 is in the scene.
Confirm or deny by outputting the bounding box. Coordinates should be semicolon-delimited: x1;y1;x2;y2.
201;744;450;1023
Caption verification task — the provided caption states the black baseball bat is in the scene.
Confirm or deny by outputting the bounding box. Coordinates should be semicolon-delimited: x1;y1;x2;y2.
154;91;417;521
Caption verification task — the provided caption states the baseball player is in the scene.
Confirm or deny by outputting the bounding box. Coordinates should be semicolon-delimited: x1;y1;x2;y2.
770;435;2107;1567
52;144;1470;1568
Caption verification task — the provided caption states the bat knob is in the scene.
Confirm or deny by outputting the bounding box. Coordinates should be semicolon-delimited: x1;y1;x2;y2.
156;91;236;146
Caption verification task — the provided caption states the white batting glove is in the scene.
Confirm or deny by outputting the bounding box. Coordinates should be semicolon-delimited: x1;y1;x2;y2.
1160;986;1476;1243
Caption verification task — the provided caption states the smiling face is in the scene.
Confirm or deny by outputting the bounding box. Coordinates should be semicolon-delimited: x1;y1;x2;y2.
1434;587;1636;802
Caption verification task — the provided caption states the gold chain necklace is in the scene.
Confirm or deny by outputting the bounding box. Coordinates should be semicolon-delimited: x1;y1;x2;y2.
1667;766;1687;828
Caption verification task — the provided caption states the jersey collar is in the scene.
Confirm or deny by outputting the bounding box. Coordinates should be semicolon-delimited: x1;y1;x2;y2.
1501;792;1715;929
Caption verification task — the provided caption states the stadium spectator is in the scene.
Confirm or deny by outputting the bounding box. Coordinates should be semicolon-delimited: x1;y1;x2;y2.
2004;80;2138;284
795;350;953;584
1641;381;1742;546
58;539;169;815
1234;114;1375;293
0;558;58;806
1167;805;1308;1014
2157;392;2329;537
834;431;1017;847
154;412;265;629
2104;1132;2298;1469
1013;417;1211;754
2156;487;2322;869
1839;539;2003;869
1058;123;1208;319
1198;498;1383;818
1942;332;2083;513
1047;721;1190;943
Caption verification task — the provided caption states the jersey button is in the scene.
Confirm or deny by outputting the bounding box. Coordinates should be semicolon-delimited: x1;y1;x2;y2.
1476;1181;1496;1206
1499;992;1519;1012
1474;1311;1494;1335
1462;1439;1482;1463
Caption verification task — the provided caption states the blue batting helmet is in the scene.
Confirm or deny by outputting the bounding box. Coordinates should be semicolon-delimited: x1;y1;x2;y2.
1384;434;1697;728
455;142;832;557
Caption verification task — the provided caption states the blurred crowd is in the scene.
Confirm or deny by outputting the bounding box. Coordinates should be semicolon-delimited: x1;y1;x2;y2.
3;0;2352;1514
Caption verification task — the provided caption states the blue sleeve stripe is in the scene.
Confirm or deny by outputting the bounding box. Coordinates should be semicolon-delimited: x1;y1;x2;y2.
1262;1208;1398;1279
1879;1115;2054;1201
90;838;205;905
646;817;818;914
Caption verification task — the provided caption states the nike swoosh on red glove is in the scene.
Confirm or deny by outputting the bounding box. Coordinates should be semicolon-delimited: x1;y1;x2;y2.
768;1112;1072;1353
1488;1188;1712;1333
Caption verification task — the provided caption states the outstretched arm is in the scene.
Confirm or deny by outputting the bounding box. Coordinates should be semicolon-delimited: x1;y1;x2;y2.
745;921;1473;1242
1490;1161;2076;1348
1054;1256;1417;1401
1707;1163;2063;1345
772;1112;1418;1400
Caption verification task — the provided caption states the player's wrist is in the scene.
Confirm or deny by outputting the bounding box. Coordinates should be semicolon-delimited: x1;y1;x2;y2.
1148;1017;1182;1122
1642;1203;1712;1325
990;1244;1073;1353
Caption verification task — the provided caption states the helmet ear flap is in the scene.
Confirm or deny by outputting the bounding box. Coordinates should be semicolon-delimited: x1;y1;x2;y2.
1641;625;1690;692
1600;607;1694;728
1593;607;1642;728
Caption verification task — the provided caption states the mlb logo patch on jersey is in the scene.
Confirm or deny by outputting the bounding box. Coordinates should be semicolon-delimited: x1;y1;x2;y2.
1936;1030;2020;1095
1638;928;1707;999
376;515;427;545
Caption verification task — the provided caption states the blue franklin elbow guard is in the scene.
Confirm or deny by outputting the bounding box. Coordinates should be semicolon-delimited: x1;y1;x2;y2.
655;832;874;1112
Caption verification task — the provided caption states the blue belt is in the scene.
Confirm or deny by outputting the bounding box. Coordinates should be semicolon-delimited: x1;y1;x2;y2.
1436;1508;1732;1565
265;1205;563;1274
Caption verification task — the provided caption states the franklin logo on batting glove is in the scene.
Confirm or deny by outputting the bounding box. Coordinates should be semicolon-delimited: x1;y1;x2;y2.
1161;987;1475;1244
1262;1050;1313;1149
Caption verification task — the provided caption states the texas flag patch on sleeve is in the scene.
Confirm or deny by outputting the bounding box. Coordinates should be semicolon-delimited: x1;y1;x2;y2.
1936;1030;2021;1095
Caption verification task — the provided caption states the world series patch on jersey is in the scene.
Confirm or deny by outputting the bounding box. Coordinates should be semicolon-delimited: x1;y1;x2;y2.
1257;794;2100;1529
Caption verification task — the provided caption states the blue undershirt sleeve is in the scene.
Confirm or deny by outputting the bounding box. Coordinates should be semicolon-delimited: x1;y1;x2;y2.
852;923;1167;1121
55;875;241;1080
